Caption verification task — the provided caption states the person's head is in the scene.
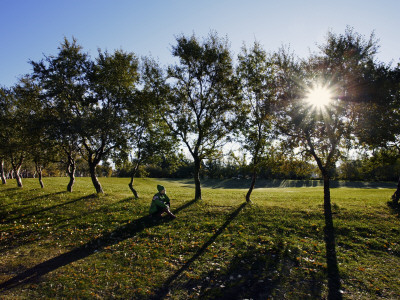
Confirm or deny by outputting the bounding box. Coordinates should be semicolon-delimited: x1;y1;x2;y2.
157;184;166;194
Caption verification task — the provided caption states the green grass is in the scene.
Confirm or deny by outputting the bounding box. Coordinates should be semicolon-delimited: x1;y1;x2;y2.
0;177;399;299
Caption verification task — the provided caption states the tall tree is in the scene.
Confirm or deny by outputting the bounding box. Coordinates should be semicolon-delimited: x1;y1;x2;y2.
164;32;236;200
31;38;89;192
121;57;176;198
356;63;400;204
2;76;39;188
32;38;139;193
0;87;11;184
81;49;139;193
15;75;50;188
274;27;381;299
236;42;276;202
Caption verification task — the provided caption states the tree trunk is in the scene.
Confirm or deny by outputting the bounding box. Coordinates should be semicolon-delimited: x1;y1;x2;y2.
35;163;44;188
0;159;6;184
89;162;104;194
66;160;76;192
128;162;140;198
194;157;202;200
391;176;400;205
14;165;23;188
323;175;342;300
245;168;256;203
11;154;24;188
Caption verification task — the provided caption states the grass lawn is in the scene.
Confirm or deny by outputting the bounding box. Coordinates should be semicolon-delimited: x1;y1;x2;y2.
0;177;399;299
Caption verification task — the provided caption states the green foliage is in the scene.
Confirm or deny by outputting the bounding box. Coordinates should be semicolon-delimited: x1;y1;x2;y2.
31;38;141;193
274;27;384;179
236;41;276;165
165;32;236;160
1;178;399;299
0;87;14;158
163;32;238;199
338;149;400;181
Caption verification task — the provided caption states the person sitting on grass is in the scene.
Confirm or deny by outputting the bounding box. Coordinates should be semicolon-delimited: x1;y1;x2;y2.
149;185;176;219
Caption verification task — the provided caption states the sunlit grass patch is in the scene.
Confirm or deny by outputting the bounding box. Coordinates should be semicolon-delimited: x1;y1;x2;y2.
0;177;399;299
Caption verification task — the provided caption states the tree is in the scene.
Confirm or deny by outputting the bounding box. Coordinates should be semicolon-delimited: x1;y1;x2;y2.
14;75;52;188
0;77;40;188
356;63;400;204
0;87;11;184
31;38;90;192
122;57;177;198
10;77;42;187
163;32;236;200
236;41;276;202
80;49;139;193
274;27;381;299
32;38;139;193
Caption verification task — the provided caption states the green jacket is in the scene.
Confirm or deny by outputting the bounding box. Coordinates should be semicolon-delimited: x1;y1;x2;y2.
149;192;171;214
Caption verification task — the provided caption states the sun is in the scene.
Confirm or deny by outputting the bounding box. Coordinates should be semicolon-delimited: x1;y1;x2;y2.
305;84;333;109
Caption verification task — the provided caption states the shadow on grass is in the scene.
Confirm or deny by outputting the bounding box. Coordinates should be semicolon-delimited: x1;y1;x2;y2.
152;202;248;299
0;196;137;255
0;187;23;196
152;202;323;299
387;201;400;217
0;199;198;291
1;193;94;224
53;196;139;228
176;178;396;190
186;246;322;299
0;191;68;215
0;229;38;255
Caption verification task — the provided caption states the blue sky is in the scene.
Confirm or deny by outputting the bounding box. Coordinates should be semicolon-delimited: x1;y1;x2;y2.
1;0;399;87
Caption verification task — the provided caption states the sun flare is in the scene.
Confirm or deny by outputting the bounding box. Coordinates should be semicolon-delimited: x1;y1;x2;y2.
305;85;333;109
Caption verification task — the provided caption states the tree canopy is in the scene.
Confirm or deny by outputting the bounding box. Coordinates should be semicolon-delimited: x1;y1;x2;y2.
162;32;237;200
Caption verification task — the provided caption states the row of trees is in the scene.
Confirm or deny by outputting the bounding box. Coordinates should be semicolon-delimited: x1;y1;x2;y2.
0;40;174;196
4;145;399;182
1;28;399;200
115;148;400;181
1;26;399;299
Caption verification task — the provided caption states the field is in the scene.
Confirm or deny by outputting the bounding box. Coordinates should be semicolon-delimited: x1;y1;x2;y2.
0;177;399;299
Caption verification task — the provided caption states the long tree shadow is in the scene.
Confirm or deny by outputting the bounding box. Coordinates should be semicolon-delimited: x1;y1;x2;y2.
1;193;95;224
152;202;323;299
0;196;138;255
0;191;68;217
52;196;139;228
0;199;198;291
387;200;400;217
184;244;322;299
152;202;248;299
0;187;24;197
0;188;62;204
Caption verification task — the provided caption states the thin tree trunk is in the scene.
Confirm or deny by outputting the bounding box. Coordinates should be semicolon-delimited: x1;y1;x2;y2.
14;165;23;188
89;162;104;194
245;167;256;203
35;163;44;188
128;162;140;198
308;133;342;299
194;156;202;200
66;159;76;192
391;176;400;205
11;154;24;188
38;170;44;188
0;158;6;184
323;174;342;300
